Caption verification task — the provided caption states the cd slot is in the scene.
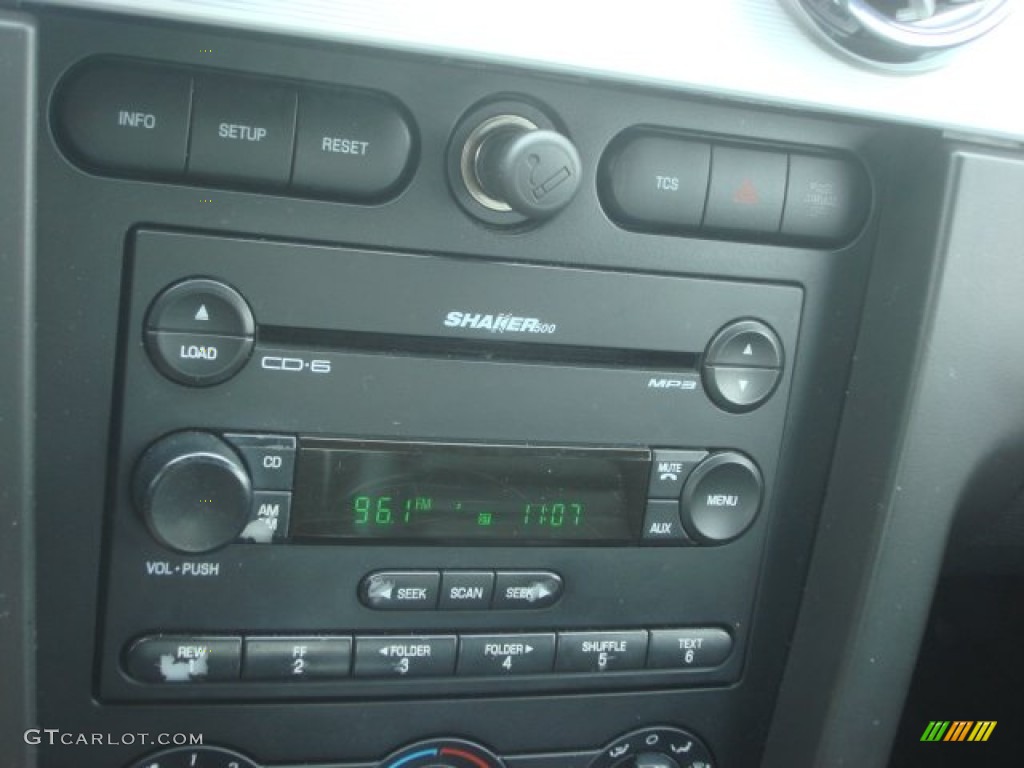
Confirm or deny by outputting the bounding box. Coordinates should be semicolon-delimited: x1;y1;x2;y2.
259;326;699;371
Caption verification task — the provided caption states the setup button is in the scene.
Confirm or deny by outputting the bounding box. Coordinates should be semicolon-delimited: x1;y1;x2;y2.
359;571;440;610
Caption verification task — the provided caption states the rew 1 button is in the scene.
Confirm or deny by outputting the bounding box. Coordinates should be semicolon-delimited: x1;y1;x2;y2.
125;636;241;683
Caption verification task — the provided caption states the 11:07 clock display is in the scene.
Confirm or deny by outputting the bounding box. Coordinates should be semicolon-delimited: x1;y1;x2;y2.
290;440;650;544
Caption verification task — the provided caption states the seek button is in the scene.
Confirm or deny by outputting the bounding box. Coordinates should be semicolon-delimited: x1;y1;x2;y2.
493;571;563;609
359;571;439;610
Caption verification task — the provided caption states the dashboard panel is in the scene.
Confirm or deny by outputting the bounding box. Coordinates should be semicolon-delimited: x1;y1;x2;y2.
2;3;1024;768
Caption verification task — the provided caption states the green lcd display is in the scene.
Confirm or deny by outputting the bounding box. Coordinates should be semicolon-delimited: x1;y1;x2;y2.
290;439;650;544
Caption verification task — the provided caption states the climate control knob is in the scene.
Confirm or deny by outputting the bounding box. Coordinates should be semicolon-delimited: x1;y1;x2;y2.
133;431;252;554
590;727;715;768
380;739;504;768
125;745;259;768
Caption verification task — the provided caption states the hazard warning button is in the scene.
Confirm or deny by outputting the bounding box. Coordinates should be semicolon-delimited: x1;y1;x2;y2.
704;146;787;234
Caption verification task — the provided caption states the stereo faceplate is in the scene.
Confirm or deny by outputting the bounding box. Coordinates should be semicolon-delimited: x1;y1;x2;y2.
99;228;802;701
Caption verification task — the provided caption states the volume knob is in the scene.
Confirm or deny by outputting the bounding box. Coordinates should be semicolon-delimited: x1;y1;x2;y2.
133;431;252;554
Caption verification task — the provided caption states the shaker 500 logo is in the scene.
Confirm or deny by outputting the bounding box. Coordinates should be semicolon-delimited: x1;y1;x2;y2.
444;311;557;335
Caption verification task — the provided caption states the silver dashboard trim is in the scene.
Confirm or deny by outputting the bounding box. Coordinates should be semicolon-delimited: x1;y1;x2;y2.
28;0;1024;141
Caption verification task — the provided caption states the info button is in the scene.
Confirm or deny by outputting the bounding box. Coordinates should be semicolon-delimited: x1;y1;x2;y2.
359;571;440;610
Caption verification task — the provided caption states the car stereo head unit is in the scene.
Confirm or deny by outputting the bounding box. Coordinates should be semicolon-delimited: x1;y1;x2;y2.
97;228;801;702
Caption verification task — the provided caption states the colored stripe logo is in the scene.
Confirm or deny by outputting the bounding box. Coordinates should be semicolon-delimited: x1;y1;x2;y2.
920;721;996;742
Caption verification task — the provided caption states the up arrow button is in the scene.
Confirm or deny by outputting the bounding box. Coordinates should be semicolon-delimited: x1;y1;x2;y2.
705;320;782;368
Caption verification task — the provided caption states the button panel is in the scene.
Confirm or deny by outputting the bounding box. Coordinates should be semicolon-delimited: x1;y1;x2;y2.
55;57;415;203
362;570;562;610
600;129;869;244
123;628;731;683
